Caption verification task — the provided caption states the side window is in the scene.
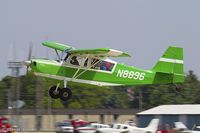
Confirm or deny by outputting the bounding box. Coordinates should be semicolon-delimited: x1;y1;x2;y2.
110;124;113;128
65;56;115;72
91;59;100;69
67;56;87;67
116;125;121;129
90;58;114;71
99;61;114;71
123;126;128;129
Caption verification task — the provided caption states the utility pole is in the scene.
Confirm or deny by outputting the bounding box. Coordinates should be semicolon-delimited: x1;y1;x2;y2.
139;89;143;111
8;43;23;126
47;93;52;129
8;61;23;124
35;77;44;131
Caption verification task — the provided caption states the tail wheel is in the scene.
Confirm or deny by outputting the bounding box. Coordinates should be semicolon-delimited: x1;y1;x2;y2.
59;88;72;101
49;86;61;99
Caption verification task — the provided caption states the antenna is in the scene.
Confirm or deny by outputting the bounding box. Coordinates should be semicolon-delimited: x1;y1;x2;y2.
7;41;23;127
8;42;23;77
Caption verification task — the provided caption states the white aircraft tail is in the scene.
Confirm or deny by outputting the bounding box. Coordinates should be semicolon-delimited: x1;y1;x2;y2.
174;122;188;130
146;119;160;132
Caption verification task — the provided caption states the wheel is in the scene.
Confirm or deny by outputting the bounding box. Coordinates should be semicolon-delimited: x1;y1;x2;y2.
59;88;72;101
49;86;61;99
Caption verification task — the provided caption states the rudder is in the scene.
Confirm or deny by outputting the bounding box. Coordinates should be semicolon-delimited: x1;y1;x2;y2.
146;119;160;132
152;46;184;84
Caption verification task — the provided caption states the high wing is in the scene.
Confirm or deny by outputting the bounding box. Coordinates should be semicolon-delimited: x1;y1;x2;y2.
42;41;130;57
42;41;73;51
69;48;130;57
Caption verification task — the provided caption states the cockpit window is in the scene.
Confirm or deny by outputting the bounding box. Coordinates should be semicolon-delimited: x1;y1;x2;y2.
116;125;121;129
68;56;86;66
65;55;115;72
92;60;114;71
123;126;128;129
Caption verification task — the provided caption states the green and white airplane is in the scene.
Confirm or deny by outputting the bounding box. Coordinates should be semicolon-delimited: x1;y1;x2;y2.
24;42;184;101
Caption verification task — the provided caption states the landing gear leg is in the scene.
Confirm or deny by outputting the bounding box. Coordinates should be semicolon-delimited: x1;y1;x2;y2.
59;79;72;101
64;79;67;88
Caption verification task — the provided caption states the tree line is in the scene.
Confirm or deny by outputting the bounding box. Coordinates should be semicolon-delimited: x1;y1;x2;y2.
0;70;199;109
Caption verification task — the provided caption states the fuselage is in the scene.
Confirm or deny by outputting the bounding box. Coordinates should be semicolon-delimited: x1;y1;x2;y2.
30;57;156;86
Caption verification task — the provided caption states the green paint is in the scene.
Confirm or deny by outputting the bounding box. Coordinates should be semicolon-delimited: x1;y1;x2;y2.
42;41;130;57
30;43;184;86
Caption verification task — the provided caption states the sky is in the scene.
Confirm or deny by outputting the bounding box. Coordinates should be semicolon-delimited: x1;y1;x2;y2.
0;0;200;78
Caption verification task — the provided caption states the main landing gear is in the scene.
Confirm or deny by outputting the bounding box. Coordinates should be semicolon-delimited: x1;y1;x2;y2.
48;80;72;101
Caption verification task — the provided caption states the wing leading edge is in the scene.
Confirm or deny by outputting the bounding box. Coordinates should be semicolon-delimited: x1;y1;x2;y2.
42;41;73;51
42;41;130;57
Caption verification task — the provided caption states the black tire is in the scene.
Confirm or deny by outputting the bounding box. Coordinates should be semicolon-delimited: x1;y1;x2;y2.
49;86;61;99
59;88;72;101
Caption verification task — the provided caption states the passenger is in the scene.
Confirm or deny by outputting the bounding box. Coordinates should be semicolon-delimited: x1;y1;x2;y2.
70;56;79;65
105;62;112;71
100;61;107;70
100;65;107;70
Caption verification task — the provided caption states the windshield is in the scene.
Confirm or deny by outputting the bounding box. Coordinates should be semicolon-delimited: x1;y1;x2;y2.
65;55;115;72
56;122;72;127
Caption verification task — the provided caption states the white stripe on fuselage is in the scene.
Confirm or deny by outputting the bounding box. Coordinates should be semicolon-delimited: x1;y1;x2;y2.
34;72;122;86
159;58;183;64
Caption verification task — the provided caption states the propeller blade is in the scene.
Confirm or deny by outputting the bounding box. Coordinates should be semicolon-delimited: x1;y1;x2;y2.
25;43;33;74
28;42;33;60
21;42;34;75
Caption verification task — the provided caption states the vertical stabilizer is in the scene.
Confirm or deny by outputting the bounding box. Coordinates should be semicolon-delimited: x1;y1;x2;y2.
146;119;160;132
152;46;184;84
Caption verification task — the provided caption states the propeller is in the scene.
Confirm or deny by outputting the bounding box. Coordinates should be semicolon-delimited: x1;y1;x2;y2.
28;42;33;61
23;42;33;74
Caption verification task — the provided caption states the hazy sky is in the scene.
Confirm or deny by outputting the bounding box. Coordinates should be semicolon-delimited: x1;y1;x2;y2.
0;0;200;78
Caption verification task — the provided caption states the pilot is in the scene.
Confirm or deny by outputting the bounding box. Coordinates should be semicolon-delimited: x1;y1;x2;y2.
64;53;71;61
70;56;79;65
100;61;107;70
105;62;112;71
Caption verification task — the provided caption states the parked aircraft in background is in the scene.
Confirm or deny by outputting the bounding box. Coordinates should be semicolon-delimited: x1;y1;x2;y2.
76;123;110;133
96;119;159;133
174;122;200;133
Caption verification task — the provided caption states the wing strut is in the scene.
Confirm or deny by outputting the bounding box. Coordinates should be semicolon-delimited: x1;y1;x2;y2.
71;55;90;80
71;57;101;80
74;59;100;79
55;49;61;61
